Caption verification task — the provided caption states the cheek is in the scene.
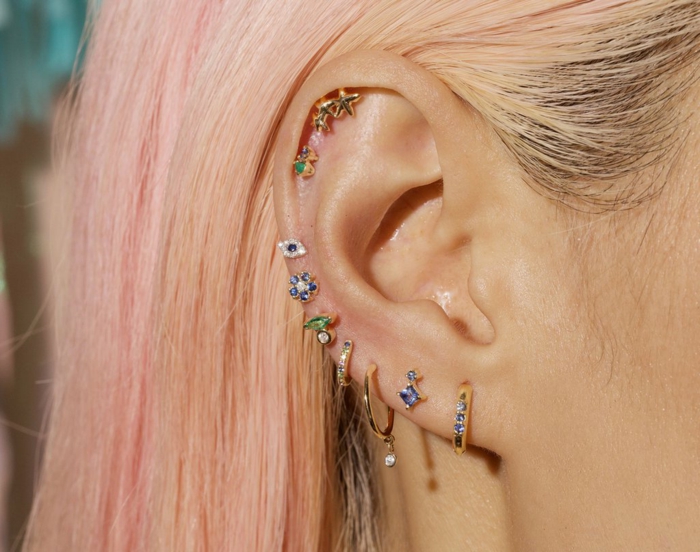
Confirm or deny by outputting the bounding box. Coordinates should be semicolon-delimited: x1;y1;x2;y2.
484;217;603;460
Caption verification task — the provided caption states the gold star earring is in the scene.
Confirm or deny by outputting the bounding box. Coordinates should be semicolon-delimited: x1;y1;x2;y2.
312;89;361;132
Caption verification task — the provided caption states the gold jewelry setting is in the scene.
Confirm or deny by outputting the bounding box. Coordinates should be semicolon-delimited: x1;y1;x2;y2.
337;340;353;386
312;89;361;132
364;364;397;468
303;313;336;345
397;370;426;410
293;145;318;177
453;383;473;455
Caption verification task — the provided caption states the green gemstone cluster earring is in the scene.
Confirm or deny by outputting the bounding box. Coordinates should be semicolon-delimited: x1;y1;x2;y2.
293;145;318;177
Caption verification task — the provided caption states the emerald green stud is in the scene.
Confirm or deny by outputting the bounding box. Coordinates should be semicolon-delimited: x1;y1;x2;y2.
292;145;318;178
304;312;336;345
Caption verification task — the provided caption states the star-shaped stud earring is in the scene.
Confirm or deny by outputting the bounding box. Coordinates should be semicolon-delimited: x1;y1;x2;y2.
333;89;361;117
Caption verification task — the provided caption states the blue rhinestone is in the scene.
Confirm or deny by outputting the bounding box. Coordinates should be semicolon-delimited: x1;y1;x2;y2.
455;413;465;422
399;385;421;408
300;291;310;301
301;272;311;282
301;146;309;156
454;423;465;434
287;243;297;252
308;282;317;292
289;287;299;297
290;275;299;285
406;370;417;382
344;341;351;347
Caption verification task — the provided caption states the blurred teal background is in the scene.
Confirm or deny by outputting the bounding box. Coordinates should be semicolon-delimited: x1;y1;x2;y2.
0;1;91;550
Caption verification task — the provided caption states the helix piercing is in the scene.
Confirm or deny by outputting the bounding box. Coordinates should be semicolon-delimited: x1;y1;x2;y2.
303;313;336;345
312;89;361;132
288;271;318;302
397;370;427;410
453;383;473;455
277;238;307;259
293;145;318;177
364;364;397;468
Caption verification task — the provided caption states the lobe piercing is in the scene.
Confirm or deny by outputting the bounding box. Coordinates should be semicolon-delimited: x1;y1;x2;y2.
288;271;318;302
364;364;397;468
453;383;473;455
312;89;361;132
293;145;318;177
277;238;307;259
337;340;353;386
397;370;427;410
303;313;336;345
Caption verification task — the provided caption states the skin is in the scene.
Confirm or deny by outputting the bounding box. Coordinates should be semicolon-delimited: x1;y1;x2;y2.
273;50;700;551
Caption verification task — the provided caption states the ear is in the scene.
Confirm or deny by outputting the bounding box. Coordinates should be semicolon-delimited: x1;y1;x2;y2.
273;50;553;455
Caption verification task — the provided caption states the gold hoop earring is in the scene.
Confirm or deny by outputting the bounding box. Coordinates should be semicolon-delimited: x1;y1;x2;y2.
452;383;473;455
364;364;397;468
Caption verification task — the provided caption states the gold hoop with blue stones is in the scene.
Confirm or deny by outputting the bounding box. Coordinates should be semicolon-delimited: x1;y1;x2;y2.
453;383;473;455
337;340;353;386
304;313;336;345
288;271;318;303
397;370;426;410
364;364;397;468
312;89;361;132
293;145;318;177
277;238;307;259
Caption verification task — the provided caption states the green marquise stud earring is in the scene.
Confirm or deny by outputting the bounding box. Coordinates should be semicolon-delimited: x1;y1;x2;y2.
304;312;336;345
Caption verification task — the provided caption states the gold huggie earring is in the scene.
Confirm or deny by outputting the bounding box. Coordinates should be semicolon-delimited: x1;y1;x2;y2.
364;364;397;468
453;383;473;455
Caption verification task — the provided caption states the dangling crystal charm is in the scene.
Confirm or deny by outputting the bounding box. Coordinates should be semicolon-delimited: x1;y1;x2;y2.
383;435;396;468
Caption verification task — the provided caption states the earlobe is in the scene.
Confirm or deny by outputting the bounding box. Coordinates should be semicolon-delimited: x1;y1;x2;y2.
272;50;537;456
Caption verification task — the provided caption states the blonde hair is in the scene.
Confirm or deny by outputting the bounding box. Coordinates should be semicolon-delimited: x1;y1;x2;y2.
24;1;700;550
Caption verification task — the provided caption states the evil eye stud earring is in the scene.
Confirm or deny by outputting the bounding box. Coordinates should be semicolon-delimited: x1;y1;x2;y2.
288;272;318;302
277;238;307;259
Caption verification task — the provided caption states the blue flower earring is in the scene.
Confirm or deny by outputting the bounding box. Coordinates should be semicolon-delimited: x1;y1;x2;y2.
288;271;318;302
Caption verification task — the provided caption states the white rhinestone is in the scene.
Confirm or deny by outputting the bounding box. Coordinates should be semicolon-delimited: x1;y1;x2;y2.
295;282;308;292
384;453;397;468
317;331;330;344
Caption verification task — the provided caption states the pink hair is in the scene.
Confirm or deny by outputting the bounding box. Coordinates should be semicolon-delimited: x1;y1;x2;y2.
24;0;700;550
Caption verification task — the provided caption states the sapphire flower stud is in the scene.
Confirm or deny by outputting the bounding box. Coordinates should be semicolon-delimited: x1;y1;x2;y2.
288;271;318;303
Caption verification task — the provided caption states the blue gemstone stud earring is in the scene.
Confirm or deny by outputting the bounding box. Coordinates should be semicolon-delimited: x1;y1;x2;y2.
277;238;307;259
397;370;427;410
288;271;318;302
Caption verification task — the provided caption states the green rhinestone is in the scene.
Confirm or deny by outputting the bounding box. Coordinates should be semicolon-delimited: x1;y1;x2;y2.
294;161;306;175
304;315;332;331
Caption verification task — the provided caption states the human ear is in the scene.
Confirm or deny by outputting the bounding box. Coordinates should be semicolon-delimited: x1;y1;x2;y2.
273;50;559;456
